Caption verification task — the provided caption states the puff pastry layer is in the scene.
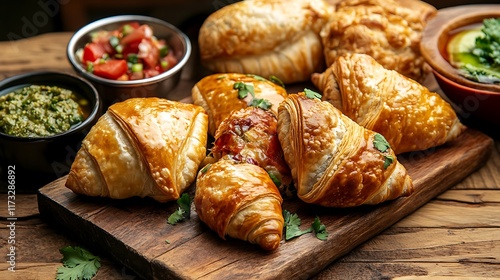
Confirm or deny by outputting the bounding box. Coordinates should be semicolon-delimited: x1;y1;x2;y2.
66;97;208;202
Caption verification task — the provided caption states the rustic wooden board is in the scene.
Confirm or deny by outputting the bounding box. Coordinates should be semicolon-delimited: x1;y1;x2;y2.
37;127;493;280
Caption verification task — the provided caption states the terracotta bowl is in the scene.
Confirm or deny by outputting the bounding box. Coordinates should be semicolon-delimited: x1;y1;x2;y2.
420;4;500;126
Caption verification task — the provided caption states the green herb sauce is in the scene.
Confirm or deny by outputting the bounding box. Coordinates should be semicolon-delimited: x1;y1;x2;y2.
447;17;500;84
0;85;87;137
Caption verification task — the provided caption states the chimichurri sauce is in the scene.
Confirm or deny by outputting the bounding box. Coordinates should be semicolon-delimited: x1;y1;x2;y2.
0;85;87;137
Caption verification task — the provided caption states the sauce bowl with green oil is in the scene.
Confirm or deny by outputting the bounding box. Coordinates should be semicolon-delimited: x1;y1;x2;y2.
0;71;102;192
420;4;500;127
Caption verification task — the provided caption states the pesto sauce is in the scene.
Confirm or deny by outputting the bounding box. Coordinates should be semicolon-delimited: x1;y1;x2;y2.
0;85;85;137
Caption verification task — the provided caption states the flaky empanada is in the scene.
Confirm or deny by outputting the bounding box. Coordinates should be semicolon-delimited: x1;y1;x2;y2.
192;73;288;136
320;0;436;83
195;159;284;250
277;93;413;207
312;53;466;154
66;98;208;202
210;106;294;197
198;0;334;84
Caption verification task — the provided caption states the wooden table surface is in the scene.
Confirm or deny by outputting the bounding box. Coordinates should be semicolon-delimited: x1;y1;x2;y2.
0;32;499;280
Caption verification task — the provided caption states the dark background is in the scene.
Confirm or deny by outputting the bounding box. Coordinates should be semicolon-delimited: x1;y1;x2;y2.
1;0;498;42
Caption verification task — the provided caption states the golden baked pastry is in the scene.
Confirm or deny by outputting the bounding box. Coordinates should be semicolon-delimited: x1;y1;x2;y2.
320;0;437;83
210;106;294;197
192;73;288;136
198;0;335;84
277;93;414;207
65;97;208;202
195;159;284;250
311;53;466;155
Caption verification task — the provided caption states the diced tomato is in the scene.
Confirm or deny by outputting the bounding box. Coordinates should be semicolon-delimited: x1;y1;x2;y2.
121;25;152;46
82;42;107;63
161;51;178;71
93;59;128;80
138;39;159;69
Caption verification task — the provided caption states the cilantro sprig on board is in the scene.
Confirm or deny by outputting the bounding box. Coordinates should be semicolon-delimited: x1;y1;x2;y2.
283;210;328;241
56;246;101;280
167;193;192;225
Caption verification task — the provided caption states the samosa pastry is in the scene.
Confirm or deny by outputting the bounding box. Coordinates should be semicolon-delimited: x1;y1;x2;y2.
320;0;437;83
195;160;284;250
277;93;413;207
211;106;294;197
198;0;334;84
312;53;466;154
66;98;208;202
192;73;288;136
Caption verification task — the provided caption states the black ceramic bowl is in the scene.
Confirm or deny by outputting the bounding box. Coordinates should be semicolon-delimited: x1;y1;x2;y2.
0;71;102;192
67;15;192;107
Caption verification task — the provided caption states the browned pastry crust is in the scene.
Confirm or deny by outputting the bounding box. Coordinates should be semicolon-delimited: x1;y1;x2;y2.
211;106;294;197
191;73;288;136
65;97;208;202
277;93;413;207
195;159;284;250
320;0;437;83
311;53;466;155
198;0;335;84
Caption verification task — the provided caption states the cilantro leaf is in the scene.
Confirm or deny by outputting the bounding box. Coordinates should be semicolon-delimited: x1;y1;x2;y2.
269;75;285;88
311;216;329;241
167;193;191;225
373;133;390;153
233;82;254;99
57;246;101;280
283;209;312;240
384;155;394;169
250;98;272;110
304;88;322;99
246;74;267;81
267;171;281;187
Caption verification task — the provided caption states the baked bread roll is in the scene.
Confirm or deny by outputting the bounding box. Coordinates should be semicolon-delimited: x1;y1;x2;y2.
320;0;437;83
65;97;208;202
198;0;335;84
195;159;284;250
311;53;466;154
192;73;288;136
277;93;413;207
210;106;294;197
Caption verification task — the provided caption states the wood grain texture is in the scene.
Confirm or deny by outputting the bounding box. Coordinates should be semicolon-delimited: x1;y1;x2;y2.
36;128;493;280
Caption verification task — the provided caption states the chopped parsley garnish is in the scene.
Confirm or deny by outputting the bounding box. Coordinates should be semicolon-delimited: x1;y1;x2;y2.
233;82;254;99
373;133;390;153
167;193;192;225
246;74;267;81
373;133;394;169
200;163;212;174
283;210;328;241
267;171;282;187
311;216;329;241
283;210;312;240
304;88;322;99
269;75;285;88
234;81;272;110
56;246;101;280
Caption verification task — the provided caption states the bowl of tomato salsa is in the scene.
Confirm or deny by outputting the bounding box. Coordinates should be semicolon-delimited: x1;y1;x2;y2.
67;15;191;107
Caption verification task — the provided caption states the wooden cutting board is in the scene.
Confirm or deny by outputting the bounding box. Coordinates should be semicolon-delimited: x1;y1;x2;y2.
37;127;493;280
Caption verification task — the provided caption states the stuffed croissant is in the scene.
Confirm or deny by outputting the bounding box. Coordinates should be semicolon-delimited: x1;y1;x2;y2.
210;106;294;197
192;73;288;136
195;159;284;250
65;97;208;202
277;93;413;207
311;53;466;154
198;0;334;84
